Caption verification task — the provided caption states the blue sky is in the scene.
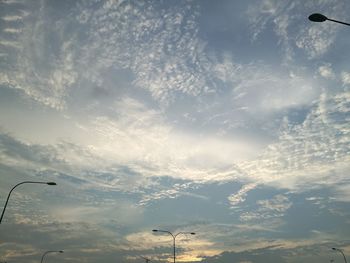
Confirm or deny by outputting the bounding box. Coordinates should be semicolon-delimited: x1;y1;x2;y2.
0;0;349;262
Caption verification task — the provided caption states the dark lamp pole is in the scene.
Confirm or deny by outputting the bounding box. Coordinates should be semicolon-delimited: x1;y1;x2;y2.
141;256;151;263
152;229;196;263
332;247;348;263
308;13;350;26
0;181;57;224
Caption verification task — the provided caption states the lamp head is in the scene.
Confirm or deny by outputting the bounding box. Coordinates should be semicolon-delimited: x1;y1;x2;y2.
308;13;327;22
47;182;57;185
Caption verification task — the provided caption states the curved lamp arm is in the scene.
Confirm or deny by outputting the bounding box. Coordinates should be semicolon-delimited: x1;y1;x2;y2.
0;181;56;224
152;229;195;263
308;13;350;26
333;248;348;263
141;256;151;263
40;250;63;263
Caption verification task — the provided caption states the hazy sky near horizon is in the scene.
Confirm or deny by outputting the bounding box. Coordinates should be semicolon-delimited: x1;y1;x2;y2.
0;0;349;262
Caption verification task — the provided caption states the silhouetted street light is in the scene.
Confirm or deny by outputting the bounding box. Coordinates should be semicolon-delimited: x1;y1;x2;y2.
141;256;151;263
333;247;348;263
308;13;350;26
0;181;57;224
40;250;63;263
152;229;195;263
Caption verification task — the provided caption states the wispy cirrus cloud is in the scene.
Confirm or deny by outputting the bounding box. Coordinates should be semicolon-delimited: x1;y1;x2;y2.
319;63;335;79
341;72;350;85
0;0;78;109
1;87;349;201
236;90;350;190
228;183;258;208
213;56;318;113
247;0;346;60
74;0;215;105
240;194;292;222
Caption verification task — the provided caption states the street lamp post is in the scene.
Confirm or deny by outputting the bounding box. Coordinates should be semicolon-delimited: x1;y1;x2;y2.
333;247;348;263
308;13;350;26
40;250;63;263
141;256;151;263
0;181;57;224
152;229;195;263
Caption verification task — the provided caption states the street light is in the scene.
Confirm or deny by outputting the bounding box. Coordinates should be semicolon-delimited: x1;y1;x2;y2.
0;181;57;224
141;256;151;263
40;250;63;263
152;229;195;263
308;13;350;26
333;247;348;263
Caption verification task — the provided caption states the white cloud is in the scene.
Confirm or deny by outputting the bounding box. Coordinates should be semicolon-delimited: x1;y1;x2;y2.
1;15;25;21
247;1;345;60
319;64;335;79
213;57;319;113
51;202;144;225
296;25;337;59
240;194;292;222
333;184;350;202
59;97;260;184
236;90;350;191
228;183;258;207
0;0;334;118
257;194;292;213
341;72;350;85
1;88;349;202
74;0;213;105
0;3;77;110
0;40;21;49
0;94;258;195
0;0;215;109
0;243;37;261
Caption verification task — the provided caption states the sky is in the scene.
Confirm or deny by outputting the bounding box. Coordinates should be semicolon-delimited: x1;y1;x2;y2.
0;0;349;262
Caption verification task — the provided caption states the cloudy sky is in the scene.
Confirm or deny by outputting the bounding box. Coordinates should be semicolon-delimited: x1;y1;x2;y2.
0;0;349;262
